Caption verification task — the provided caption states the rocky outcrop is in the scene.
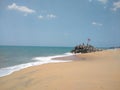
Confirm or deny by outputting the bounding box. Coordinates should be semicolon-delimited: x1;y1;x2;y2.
71;44;101;53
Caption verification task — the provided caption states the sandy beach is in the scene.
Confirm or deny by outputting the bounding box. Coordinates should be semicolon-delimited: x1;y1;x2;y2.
0;49;120;90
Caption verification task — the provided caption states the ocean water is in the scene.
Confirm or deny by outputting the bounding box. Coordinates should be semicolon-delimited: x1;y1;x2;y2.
0;46;73;77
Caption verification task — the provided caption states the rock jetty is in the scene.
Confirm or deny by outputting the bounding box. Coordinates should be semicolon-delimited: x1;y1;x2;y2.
71;43;101;53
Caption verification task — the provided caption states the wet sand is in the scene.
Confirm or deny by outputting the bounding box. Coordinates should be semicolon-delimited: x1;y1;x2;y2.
0;49;120;90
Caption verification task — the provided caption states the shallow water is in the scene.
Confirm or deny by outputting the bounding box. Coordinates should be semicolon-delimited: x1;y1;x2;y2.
0;46;73;77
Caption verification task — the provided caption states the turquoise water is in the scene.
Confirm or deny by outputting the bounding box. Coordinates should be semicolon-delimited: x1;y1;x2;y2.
0;46;72;68
0;46;73;77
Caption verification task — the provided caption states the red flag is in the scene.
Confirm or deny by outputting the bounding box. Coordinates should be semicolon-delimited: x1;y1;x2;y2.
87;38;91;45
88;38;91;42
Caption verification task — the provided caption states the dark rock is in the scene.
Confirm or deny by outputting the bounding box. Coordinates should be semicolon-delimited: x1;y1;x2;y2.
71;44;101;54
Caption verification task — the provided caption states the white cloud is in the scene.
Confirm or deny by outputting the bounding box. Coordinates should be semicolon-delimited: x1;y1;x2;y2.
98;0;108;4
8;3;35;15
38;15;44;19
38;14;57;20
112;1;120;11
92;22;103;26
47;14;56;19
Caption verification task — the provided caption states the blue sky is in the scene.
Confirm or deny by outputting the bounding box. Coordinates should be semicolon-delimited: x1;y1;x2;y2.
0;0;120;47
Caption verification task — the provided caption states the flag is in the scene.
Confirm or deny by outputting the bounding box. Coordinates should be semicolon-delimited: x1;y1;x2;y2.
88;38;91;42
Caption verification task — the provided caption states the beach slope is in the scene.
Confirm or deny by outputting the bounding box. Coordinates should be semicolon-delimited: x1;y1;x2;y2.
0;49;120;90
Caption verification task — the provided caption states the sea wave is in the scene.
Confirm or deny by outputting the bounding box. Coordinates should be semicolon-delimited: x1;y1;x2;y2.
0;52;73;77
33;52;73;61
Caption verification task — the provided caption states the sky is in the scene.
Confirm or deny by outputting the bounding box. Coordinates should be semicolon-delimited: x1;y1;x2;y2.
0;0;120;47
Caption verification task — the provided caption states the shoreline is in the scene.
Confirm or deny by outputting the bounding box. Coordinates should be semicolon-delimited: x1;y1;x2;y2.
0;48;116;78
0;49;120;90
0;52;73;78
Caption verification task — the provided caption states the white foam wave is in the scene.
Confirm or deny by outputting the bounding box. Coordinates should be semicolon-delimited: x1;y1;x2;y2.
33;52;73;61
0;53;73;77
65;52;74;55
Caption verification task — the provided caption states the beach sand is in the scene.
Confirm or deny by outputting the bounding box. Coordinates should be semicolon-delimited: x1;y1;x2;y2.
0;49;120;90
